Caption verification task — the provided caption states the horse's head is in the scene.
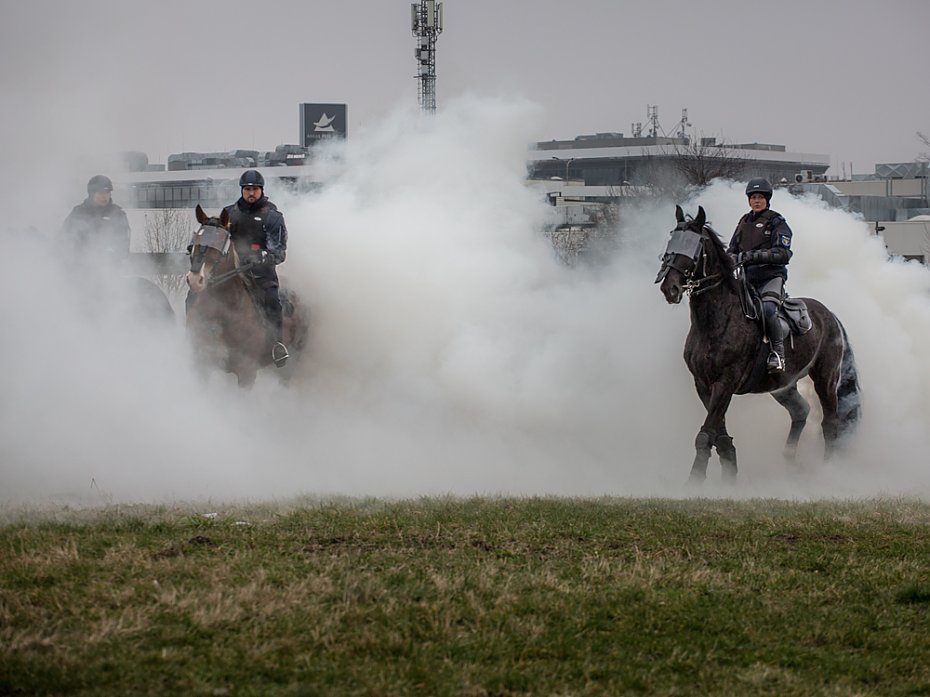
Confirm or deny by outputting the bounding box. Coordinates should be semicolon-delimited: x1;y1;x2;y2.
655;205;732;304
187;204;231;294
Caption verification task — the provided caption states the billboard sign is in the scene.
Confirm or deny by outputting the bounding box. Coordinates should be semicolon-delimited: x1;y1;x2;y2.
300;103;348;147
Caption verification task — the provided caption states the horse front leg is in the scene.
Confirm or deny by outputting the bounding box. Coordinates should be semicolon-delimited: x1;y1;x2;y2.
690;385;737;483
226;351;259;389
715;432;737;482
690;429;713;484
690;383;737;483
688;383;713;483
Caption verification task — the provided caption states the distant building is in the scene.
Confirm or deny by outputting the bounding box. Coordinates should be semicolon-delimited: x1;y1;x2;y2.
167;144;313;172
791;164;930;263
121;162;320;210
528;132;830;186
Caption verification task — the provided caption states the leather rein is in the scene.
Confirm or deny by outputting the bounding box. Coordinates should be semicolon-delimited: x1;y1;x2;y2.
679;233;724;297
206;260;255;288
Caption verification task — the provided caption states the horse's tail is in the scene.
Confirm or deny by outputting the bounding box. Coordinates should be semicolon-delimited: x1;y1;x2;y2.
836;320;862;437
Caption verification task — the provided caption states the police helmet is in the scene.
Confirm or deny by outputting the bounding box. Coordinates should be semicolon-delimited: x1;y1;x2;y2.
87;174;113;195
745;178;773;201
239;169;265;188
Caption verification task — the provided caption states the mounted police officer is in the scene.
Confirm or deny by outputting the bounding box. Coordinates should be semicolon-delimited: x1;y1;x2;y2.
727;178;793;373
61;175;131;262
225;169;289;367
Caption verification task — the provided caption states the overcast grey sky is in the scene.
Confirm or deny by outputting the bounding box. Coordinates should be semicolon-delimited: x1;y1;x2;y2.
1;0;927;176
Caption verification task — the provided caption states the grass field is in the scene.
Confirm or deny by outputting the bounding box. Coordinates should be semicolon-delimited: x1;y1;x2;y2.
3;496;930;696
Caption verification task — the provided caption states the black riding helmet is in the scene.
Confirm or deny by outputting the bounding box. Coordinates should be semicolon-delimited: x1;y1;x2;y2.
239;169;265;188
87;174;113;195
745;177;773;201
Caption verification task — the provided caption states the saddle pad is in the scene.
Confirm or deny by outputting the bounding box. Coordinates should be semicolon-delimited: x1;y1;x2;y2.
781;297;812;335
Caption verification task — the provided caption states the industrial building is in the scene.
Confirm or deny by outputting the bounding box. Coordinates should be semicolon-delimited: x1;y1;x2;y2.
791;165;930;263
527;132;830;186
107;100;928;265
123;163;319;211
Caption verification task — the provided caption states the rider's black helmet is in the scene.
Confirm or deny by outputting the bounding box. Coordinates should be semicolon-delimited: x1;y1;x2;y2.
239;169;265;188
87;174;113;195
745;177;773;201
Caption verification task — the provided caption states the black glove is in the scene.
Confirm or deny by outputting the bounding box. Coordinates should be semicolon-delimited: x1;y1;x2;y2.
737;250;757;265
255;250;271;266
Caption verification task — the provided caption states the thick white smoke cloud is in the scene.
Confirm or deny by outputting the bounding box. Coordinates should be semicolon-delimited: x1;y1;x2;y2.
2;95;930;507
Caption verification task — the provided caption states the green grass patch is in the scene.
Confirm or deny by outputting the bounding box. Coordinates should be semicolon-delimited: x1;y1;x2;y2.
2;497;930;696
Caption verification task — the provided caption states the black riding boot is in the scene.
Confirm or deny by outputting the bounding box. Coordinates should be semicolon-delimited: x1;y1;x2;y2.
264;288;289;368
765;313;788;373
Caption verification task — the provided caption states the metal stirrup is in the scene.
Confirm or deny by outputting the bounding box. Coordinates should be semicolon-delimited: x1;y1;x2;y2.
272;342;289;367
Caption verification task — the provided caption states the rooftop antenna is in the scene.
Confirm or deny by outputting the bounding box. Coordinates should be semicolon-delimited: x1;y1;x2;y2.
411;0;443;112
676;108;691;139
647;105;661;138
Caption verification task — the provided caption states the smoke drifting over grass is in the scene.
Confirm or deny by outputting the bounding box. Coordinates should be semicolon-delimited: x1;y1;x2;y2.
2;96;930;506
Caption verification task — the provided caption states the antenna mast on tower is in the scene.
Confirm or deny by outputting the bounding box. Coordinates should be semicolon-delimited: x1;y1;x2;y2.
411;0;443;112
676;108;691;139
647;105;660;138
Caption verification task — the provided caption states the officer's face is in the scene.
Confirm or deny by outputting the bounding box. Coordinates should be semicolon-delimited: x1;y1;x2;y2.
242;186;262;204
748;193;768;212
92;191;111;206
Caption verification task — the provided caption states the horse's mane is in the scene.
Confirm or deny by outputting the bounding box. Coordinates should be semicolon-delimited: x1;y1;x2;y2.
699;221;739;284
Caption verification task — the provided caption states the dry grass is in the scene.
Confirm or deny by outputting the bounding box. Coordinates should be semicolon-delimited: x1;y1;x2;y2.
3;497;930;696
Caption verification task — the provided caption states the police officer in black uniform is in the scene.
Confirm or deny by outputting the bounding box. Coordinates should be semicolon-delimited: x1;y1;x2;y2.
225;169;289;367
727;178;793;373
61;175;131;262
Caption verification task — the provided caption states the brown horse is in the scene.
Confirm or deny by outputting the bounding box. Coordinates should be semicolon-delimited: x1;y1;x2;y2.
656;205;861;483
186;204;307;387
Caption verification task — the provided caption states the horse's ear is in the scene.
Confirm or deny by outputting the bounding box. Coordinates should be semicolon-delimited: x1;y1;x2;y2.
675;205;685;223
195;204;207;224
220;208;230;229
695;206;706;229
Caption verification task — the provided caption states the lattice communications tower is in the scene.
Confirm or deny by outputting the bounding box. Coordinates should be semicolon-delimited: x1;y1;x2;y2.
411;0;443;112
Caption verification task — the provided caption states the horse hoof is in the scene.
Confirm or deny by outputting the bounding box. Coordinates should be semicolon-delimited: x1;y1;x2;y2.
783;445;798;461
687;473;705;486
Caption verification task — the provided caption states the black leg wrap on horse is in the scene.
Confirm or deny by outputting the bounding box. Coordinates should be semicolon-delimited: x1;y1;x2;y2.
715;433;738;479
695;430;713;453
689;430;714;481
714;434;735;457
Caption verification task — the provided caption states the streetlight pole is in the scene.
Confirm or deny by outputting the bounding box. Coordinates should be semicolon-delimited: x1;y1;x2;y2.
551;156;575;180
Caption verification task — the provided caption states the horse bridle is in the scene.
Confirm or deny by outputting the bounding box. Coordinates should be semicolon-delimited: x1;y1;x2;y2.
188;224;254;287
656;222;724;296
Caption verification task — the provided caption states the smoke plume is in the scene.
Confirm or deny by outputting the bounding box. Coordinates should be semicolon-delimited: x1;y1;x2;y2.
2;96;929;506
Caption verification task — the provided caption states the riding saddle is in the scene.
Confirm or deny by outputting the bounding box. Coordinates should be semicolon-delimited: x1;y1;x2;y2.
741;281;812;337
736;286;813;393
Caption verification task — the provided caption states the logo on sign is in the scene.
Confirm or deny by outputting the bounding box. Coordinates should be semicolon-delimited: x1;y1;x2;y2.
313;114;336;132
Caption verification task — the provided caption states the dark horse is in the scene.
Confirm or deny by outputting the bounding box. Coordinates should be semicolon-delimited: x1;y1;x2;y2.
186;205;307;387
656;205;861;482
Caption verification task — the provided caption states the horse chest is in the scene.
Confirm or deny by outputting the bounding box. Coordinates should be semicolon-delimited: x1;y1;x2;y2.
685;335;746;382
